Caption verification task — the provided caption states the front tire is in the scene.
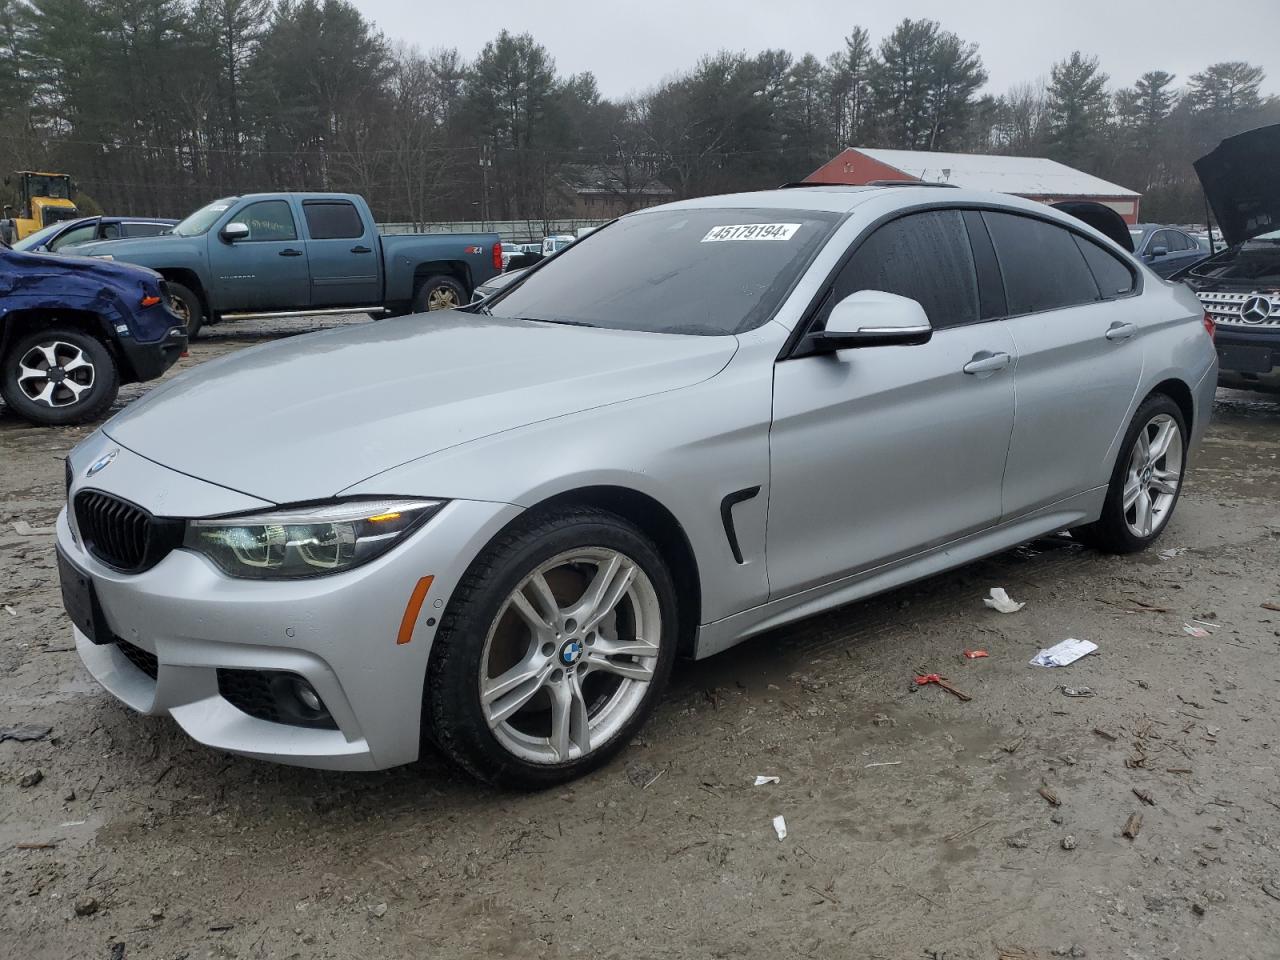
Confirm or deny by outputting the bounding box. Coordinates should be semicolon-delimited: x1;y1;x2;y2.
0;327;120;426
411;275;467;314
424;507;678;788
1073;394;1187;554
165;282;204;340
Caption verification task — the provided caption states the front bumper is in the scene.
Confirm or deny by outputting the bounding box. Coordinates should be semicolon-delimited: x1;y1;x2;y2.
116;322;187;383
58;442;520;770
1213;326;1280;392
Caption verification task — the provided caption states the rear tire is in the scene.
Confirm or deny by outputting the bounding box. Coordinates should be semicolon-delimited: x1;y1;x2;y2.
424;507;678;788
1072;394;1187;554
411;275;467;314
165;282;204;340
0;327;119;426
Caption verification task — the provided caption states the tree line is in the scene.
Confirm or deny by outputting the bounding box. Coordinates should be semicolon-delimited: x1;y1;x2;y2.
0;0;1276;225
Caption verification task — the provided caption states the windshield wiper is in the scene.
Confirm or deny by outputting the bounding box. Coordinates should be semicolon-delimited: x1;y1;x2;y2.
518;317;598;328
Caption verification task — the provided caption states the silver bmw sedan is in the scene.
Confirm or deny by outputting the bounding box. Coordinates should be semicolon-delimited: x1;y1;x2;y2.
56;184;1217;786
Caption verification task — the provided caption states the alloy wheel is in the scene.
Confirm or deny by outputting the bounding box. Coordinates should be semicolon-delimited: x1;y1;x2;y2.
479;547;662;764
1123;413;1183;538
16;340;96;408
427;286;459;310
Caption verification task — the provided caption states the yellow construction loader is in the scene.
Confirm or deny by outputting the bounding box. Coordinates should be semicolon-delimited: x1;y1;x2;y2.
0;171;79;244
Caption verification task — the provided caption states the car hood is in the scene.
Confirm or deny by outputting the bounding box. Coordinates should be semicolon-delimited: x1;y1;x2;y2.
1195;122;1280;247
0;246;160;284
103;312;738;504
72;234;184;261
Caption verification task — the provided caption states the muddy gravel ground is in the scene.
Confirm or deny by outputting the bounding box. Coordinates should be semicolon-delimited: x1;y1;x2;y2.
2;315;1279;960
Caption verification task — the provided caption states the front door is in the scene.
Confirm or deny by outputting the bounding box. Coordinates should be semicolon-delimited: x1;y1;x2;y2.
767;209;1017;598
207;198;310;313
300;198;382;307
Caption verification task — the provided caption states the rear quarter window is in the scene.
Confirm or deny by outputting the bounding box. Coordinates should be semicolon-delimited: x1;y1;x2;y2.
982;211;1100;315
1072;235;1136;299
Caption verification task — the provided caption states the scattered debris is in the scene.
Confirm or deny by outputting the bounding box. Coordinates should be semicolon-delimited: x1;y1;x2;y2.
18;769;43;788
208;923;234;932
913;673;971;701
74;896;99;917
772;815;787;841
1006;832;1031;849
1061;835;1077;850
1038;786;1062;807
1061;686;1095;698
0;724;52;743
871;713;894;727
2;604;15;617
1029;638;1098;667
962;649;989;659
1192;901;1206;916
63;788;75;802
753;775;780;786
1167;767;1192;774
1000;737;1024;754
1093;726;1119;742
945;819;993;843
1122;813;1143;839
1261;601;1280;613
15;842;56;850
149;907;165;920
984;587;1025;614
1183;623;1211;638
1051;944;1087;958
370;902;388;918
109;943;125;960
12;519;54;536
1158;547;1185;560
1133;788;1155;806
864;761;903;768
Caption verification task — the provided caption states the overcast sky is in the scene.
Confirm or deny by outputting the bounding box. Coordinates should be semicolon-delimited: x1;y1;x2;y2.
353;0;1278;99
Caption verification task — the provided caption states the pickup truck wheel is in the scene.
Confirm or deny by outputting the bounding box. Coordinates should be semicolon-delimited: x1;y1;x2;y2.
165;282;204;339
0;328;119;426
412;275;467;314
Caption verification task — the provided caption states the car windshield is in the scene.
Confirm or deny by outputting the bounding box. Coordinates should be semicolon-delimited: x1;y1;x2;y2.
12;220;72;252
171;197;237;237
490;208;841;335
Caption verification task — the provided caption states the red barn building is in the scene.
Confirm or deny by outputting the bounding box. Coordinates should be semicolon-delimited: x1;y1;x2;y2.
807;147;1142;224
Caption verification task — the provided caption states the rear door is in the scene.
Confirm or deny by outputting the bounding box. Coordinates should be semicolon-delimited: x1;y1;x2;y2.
301;199;382;308
207;198;310;311
981;210;1145;517
767;209;1017;597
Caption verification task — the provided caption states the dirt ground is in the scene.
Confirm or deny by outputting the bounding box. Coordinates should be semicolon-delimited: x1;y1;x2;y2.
2;315;1279;960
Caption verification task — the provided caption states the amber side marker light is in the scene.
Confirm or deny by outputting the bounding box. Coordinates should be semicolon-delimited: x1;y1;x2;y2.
368;511;402;523
140;294;162;307
397;575;435;645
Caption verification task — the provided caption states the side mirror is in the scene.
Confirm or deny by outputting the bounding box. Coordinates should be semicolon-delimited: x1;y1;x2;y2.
221;222;250;242
802;290;933;355
1149;245;1168;258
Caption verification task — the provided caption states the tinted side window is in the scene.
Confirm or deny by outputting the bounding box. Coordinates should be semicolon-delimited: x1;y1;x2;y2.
832;210;979;329
1073;236;1136;299
125;222;169;238
1171;231;1195;252
1149;230;1174;253
239;200;297;242
982;212;1099;314
303;201;364;240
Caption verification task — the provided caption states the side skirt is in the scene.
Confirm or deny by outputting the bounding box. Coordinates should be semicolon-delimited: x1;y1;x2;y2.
692;486;1106;660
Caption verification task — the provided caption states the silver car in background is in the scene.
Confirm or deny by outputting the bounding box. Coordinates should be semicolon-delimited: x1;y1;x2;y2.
56;185;1217;786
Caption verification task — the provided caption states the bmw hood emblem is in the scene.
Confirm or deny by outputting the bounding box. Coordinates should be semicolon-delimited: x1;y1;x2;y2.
86;449;118;477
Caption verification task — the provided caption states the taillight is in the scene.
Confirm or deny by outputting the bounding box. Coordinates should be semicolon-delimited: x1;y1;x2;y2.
492;242;503;271
1202;311;1215;341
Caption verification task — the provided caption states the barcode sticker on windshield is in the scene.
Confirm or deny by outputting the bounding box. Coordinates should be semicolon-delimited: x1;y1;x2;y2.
701;223;801;243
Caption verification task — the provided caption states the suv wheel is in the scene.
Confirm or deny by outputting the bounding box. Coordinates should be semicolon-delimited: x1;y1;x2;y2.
1073;394;1187;553
425;507;678;787
0;327;119;426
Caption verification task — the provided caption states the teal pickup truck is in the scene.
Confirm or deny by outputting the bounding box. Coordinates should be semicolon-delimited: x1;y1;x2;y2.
72;193;502;337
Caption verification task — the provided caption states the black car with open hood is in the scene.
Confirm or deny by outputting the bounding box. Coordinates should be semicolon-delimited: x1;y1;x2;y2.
1178;123;1280;393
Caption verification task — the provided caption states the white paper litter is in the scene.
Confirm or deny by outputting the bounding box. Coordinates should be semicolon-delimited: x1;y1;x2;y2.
753;775;780;786
984;587;1025;614
1158;547;1185;560
772;815;787;841
865;761;903;768
12;520;54;537
2;605;15;617
1183;624;1210;638
1029;638;1098;667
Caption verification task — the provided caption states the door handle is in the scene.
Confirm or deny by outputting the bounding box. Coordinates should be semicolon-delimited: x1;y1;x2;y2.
279;248;303;257
1105;321;1137;342
962;351;1012;375
350;245;372;254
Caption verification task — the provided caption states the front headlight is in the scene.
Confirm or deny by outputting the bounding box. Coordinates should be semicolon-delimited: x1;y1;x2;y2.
183;498;445;579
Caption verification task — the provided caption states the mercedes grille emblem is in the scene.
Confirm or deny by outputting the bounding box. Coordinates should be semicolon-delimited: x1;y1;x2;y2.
1240;295;1273;324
